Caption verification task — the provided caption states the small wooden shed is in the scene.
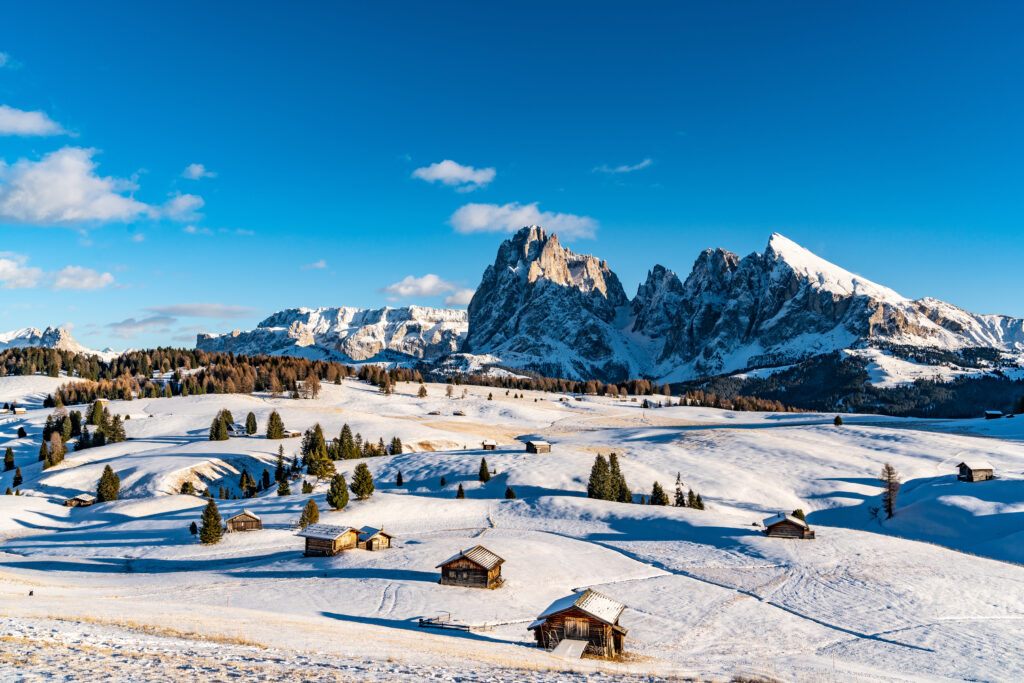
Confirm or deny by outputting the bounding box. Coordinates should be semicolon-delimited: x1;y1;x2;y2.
357;526;394;551
227;423;249;437
12;407;26;415
481;439;497;451
225;509;262;532
958;461;995;482
763;512;815;539
984;410;1003;420
284;430;302;438
525;440;551;454
436;545;504;588
63;493;96;508
528;589;628;657
297;523;359;556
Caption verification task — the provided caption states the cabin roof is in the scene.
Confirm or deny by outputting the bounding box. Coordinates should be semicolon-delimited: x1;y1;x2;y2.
763;512;808;529
985;410;1003;416
357;526;393;542
296;523;357;540
534;589;626;626
481;439;497;445
69;493;96;502
958;461;994;472
228;509;260;522
526;440;550;446
435;544;504;570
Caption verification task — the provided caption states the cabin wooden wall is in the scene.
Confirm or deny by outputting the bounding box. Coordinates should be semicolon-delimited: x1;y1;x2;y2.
439;558;500;587
765;521;814;539
304;530;357;556
533;608;617;657
227;517;262;532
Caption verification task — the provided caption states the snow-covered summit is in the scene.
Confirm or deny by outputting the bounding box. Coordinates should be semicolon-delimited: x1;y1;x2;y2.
0;326;120;360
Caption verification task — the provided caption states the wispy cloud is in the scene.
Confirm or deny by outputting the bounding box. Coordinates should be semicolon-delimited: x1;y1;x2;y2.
412;159;495;192
182;163;216;180
105;315;175;339
449;202;597;239
0;252;114;290
443;288;475;307
51;266;115;290
183;225;212;235
0;105;66;136
301;259;327;270
379;273;458;300
593;158;652;174
162;192;204;221
145;303;258;319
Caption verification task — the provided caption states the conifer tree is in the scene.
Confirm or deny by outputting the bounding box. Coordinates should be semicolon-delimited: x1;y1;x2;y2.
5;487;12;495
210;416;229;441
203;488;212;498
440;476;447;487
687;489;697;508
674;472;686;507
301;480;314;494
390;437;403;455
3;447;13;472
38;440;48;462
298;499;319;529
12;467;22;487
791;508;806;521
350;463;375;500
879;463;900;519
275;448;285;482
479;457;491;483
199;498;223;544
96;465;120;502
650;481;669;506
327;473;349;510
396;471;404;487
262;469;271;489
266;410;285;439
456;483;465;499
695;493;705;510
417;385;427;399
246;412;258;435
505;486;516;499
339;424;357;459
277;478;291;496
108;415;126;443
587;454;611;500
608;453;630;503
180;481;196;495
189;521;198;535
17;427;26;438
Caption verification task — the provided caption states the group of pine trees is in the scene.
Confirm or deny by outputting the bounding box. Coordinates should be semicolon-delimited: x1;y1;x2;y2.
209;408;234;441
587;453;633;503
36;402;125;468
298;423;403;477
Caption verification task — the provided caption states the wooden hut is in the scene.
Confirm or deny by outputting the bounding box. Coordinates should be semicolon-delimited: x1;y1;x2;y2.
984;410;1003;420
227;423;249;437
481;439;497;451
284;429;302;438
763;512;815;539
436;545;504;588
958;461;995;482
525;440;551;454
11;406;26;415
225;509;262;532
357;526;394;551
63;493;96;508
297;524;359;556
528;589;628;658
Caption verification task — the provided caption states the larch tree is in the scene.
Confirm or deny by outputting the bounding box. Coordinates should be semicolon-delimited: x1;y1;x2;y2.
649;481;669;506
879;463;901;519
298;499;319;529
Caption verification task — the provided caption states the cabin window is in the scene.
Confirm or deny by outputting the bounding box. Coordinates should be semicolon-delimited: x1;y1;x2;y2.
565;617;589;639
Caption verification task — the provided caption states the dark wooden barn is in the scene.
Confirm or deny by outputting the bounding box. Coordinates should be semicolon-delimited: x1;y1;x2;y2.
958;461;995;482
528;589;628;658
225;509;262;532
357;526;394;551
297;524;359;556
525;440;551;454
63;493;96;508
763;512;815;539
436;545;504;588
481;439;497;451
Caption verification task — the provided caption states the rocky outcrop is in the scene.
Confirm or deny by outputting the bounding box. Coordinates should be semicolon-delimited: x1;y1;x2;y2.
0;326;117;359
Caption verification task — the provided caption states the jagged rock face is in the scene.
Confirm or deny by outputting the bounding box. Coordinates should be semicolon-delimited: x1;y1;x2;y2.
465;226;637;380
197;306;468;362
0;326;114;358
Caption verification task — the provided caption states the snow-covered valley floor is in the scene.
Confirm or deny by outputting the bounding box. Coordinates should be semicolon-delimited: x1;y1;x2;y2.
1;376;1022;681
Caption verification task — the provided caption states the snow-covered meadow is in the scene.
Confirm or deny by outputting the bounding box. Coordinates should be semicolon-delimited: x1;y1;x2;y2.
1;374;1022;681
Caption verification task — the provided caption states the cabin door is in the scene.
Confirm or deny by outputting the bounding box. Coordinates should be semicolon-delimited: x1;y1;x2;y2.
565;618;589;640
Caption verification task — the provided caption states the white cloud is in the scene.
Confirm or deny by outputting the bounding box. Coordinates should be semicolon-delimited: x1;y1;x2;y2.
145;303;259;319
0;105;66;136
0;53;8;68
593;158;652;174
105;315;176;339
183;225;212;235
443;288;475;307
379;273;457;299
51;266;115;291
412;160;495;191
301;259;327;270
449;202;598;239
131;233;145;242
182;163;216;180
163;192;204;221
0;147;149;225
0;252;114;290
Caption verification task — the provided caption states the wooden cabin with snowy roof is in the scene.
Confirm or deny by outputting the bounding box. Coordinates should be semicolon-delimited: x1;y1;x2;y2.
357;526;393;551
958;461;995;482
63;493;95;508
763;512;815;539
525;440;551;454
297;524;359;556
225;509;262;532
528;589;628;658
436;545;504;588
481;439;497;451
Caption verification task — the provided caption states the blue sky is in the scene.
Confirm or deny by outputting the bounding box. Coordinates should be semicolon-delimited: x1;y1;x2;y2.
1;2;1022;349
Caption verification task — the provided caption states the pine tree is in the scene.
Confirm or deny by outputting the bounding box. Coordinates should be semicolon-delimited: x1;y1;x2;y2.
266;410;285;439
695;493;704;510
3;447;13;472
199;499;223;544
505;486;516;499
107;415;126;443
674;472;686;507
17;427;26;438
479;457;491;483
456;483;465;499
417;385;427;399
210;416;229;441
12;467;22;487
390;437;403;455
608;453;630;503
350;463;375;500
189;521;198;535
879;463;900;519
97;465;120;502
440;476;447;487
791;508;806;521
277;478;291;496
275;448;285;482
262;469;271;489
396;471;404;487
650;481;669;506
203;488;211;498
834;415;843;426
587;454;611;500
246;412;258;435
687;489;697;508
38;440;48;462
180;481;196;495
340;424;357;459
327;473;349;510
298;499;319;529
301;480;314;494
